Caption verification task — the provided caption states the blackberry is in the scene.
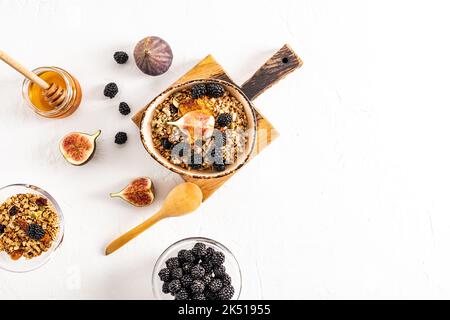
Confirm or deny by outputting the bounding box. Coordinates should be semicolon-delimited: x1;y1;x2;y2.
171;267;183;280
221;273;232;286
168;279;182;294
175;289;189;300
203;274;213;285
191;264;205;279
0;224;5;235
206;83;225;98
119;102;131;115
182;262;194;274
169;103;178;115
214;265;226;278
35;197;48;207
204;290;218;300
217;113;233;127
158;268;171;282
191;280;205;294
178;249;188;261
8;206;18;216
165;257;180;269
213;163;226;172
201;261;214;275
183;250;196;263
113;51;129;64
162;282;170;294
205;247;215;261
104;82;118;98
217;285;234;300
192;243;207;258
114;132;128;144
27;224;45;241
193;293;206;300
211;251;225;266
208;278;223;293
180;274;193;288
161;138;173;150
188;153;203;170
191;84;207;99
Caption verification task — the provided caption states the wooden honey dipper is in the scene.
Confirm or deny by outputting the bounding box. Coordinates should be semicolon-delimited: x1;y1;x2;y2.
0;50;67;107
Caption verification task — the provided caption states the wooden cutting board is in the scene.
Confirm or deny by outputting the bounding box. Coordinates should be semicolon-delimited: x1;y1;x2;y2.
132;44;302;200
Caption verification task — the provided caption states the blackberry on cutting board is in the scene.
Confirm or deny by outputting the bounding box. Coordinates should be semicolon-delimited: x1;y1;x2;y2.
191;84;207;99
217;285;235;300
119;102;131;115
113;51;129;64
158;268;171;282
114;132;128;145
206;83;225;98
104;82;118;98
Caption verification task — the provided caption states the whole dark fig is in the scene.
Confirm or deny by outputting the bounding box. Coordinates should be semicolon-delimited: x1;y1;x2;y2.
134;36;173;76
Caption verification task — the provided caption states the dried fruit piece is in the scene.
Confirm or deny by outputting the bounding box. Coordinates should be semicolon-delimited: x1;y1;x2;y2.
167;110;215;143
110;177;155;207
60;130;101;166
134;36;173;76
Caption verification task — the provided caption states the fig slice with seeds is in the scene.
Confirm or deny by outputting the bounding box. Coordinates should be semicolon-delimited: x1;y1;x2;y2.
110;177;155;207
167;110;215;143
59;130;101;166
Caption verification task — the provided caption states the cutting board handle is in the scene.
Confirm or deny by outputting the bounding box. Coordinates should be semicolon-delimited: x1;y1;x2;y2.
241;44;303;101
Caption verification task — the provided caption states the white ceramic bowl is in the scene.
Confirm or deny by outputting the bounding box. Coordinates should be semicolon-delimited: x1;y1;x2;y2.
140;79;257;179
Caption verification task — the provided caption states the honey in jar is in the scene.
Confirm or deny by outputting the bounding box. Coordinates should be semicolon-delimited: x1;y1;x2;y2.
22;67;82;118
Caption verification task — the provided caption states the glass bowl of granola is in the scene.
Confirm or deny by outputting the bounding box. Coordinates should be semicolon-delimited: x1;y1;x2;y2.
140;79;257;179
0;184;64;273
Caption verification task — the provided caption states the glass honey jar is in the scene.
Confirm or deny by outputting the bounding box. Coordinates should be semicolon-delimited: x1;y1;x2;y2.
22;66;82;118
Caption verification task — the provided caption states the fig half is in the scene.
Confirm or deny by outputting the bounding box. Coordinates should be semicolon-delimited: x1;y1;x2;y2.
110;177;155;207
59;130;101;166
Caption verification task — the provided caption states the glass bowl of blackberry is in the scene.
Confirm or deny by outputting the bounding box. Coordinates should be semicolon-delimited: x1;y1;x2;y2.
152;237;242;300
0;184;64;273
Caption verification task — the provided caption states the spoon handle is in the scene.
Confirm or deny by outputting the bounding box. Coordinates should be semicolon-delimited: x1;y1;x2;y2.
105;211;165;255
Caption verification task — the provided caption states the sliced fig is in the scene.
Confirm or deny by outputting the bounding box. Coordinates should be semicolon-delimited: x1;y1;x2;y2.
110;177;155;207
59;130;101;166
167;110;215;143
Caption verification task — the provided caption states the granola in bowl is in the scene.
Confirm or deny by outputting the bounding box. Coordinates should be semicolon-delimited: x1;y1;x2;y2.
150;82;251;173
0;193;59;261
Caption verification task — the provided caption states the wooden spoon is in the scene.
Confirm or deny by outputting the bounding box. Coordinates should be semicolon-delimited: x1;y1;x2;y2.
105;182;203;255
0;50;67;107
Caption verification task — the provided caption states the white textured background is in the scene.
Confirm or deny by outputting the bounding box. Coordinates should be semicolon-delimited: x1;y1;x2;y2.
1;0;450;299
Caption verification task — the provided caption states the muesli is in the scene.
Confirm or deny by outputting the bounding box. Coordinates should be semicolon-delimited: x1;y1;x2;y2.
0;193;59;260
151;82;249;172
